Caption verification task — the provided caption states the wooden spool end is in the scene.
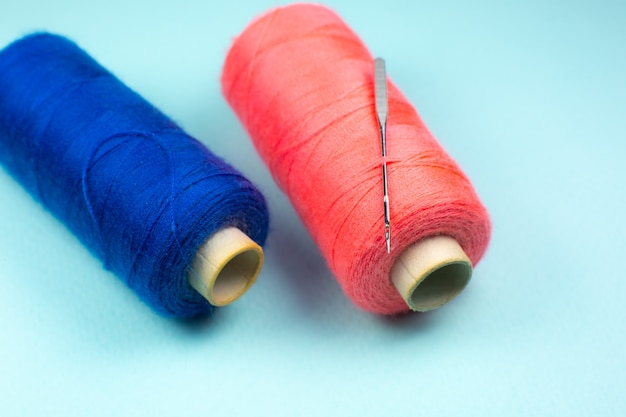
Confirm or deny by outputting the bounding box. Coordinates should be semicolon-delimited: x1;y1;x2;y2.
391;236;472;312
188;227;264;306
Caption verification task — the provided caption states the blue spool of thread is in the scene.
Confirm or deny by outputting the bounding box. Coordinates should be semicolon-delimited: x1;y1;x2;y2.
0;33;269;318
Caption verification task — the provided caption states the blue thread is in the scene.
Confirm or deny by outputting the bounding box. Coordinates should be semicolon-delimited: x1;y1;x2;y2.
0;33;269;317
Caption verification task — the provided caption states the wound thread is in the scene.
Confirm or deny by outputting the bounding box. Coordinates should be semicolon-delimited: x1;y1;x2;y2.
0;33;269;318
221;4;491;314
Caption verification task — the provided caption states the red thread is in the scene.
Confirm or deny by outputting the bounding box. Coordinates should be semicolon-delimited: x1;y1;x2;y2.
222;3;491;314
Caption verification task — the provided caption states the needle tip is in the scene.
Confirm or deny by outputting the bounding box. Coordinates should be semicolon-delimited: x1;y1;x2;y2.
385;224;391;253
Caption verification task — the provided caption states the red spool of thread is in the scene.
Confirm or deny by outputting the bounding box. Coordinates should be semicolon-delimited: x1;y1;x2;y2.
222;3;491;314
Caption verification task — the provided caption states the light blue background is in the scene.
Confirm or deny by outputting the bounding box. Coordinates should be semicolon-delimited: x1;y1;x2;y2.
1;0;625;415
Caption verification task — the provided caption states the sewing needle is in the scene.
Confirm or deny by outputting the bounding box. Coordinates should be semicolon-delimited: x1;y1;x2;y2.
374;57;391;253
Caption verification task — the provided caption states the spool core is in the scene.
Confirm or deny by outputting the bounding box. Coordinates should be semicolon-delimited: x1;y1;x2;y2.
188;227;264;306
390;236;472;312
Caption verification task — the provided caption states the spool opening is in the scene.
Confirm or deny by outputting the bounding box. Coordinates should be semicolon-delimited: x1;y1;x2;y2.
211;248;262;305
390;235;473;312
188;227;264;307
409;262;471;311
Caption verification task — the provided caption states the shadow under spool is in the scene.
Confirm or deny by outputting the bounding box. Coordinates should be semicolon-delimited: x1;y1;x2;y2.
222;4;491;314
0;33;269;317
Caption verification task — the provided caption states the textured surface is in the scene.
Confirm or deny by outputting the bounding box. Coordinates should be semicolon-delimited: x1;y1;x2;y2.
222;4;490;314
1;0;625;416
0;34;268;317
